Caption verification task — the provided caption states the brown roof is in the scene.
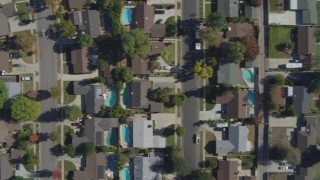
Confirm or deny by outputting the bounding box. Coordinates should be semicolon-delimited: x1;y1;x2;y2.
148;42;165;56
131;80;152;109
71;47;90;74
0;153;13;180
297;27;316;55
74;153;106;180
217;160;238;180
10;149;25;160
216;90;249;119
149;101;163;113
0;13;10;36
301;55;317;69
226;23;254;39
131;58;151;75
0;121;21;147
270;87;285;106
68;0;95;9
0;51;10;72
150;24;166;38
297;116;318;152
0;3;17;17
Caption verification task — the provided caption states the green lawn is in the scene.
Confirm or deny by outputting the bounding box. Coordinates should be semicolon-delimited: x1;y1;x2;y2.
247;125;256;148
166;135;175;147
162;43;175;66
23;163;34;173
16;2;28;12
268;26;294;58
162;106;175;113
204;131;216;155
63;81;77;104
316;45;320;68
58;160;76;180
269;0;284;12
205;4;211;19
241;156;255;169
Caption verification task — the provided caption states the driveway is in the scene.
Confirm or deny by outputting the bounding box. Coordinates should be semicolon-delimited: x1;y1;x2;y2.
269;11;298;25
265;58;291;69
152;82;175;89
7;58;39;75
154;9;177;24
9;15;34;34
199;104;221;120
148;0;175;4
269;116;297;128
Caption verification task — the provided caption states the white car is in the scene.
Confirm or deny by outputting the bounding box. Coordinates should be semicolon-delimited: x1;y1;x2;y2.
278;166;289;170
195;43;201;50
21;77;32;81
161;66;171;70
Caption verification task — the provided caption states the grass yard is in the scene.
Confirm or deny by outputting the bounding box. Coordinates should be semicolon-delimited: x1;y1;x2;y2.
162;106;175;113
162;43;175;66
270;127;291;146
63;81;77;105
268;26;294;58
269;173;289;180
16;2;28;12
316;45;320;68
205;4;212;19
247;125;256;147
58;160;76;180
166;135;175;147
269;0;284;12
241;156;255;169
204;131;216;155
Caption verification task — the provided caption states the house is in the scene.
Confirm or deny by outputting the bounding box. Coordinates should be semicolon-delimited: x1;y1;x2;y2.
0;2;17;36
0;13;10;36
215;125;250;154
0;120;21;147
288;0;317;25
217;0;239;17
70;47;91;74
217;160;239;180
226;23;254;39
0;51;10;73
134;152;164;180
243;176;257;180
130;58;151;75
69;10;101;38
217;63;245;85
131;80;151;109
133;4;165;38
10;149;25;163
148;42;165;57
132;120;166;148
297;116;318;152
245;6;258;20
297;27;316;56
74;153;107;180
216;90;249;119
73;82;105;114
0;153;13;180
68;0;95;9
294;167;316;180
4;82;21;98
292;86;312;114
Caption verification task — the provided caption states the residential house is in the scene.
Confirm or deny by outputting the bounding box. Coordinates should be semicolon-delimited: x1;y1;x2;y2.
73;82;105;114
217;0;239;17
0;51;10;74
294;167;316;180
0;153;13;180
217;63;245;86
300;55;317;70
216;125;250;154
0;120;21;147
134;152;164;180
226;23;254;39
68;0;95;9
10;149;25;163
217;160;239;180
69;10;101;38
297;116;318;152
292;86;312;114
288;0;317;25
297;27;316;56
132;120;166;148
0;2;17;36
148;42;165;57
216;90;250;119
243;176;257;180
70;47;91;74
131;80;151;109
245;6;258;20
74;153;107;180
133;4;165;38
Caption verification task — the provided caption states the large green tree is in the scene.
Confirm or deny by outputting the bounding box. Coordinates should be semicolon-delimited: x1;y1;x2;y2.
0;80;8;109
152;87;174;103
173;93;187;107
64;144;75;157
191;170;212;180
207;11;227;30
15;32;36;52
175;125;186;137
241;36;260;61
76;33;93;48
165;16;176;37
268;74;285;88
11;96;40;122
310;79;320;93
224;42;246;64
173;156;191;176
193;60;214;79
270;143;301;165
200;28;223;47
58;20;76;38
121;29;150;59
49;131;60;143
82;142;95;156
44;0;62;8
96;59;109;71
64;105;82;121
113;66;133;83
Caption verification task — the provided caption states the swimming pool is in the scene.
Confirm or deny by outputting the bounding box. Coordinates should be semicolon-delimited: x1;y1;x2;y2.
106;88;117;107
122;8;133;25
121;125;130;144
121;166;130;180
122;85;131;108
247;90;255;106
243;69;254;83
106;128;118;146
107;155;117;172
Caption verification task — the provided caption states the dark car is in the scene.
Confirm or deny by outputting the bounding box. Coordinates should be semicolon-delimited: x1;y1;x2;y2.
155;10;165;14
289;59;301;63
15;163;21;170
71;122;82;127
12;64;22;67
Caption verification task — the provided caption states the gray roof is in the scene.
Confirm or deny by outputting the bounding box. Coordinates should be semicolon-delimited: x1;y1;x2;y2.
217;0;239;17
293;86;312;114
298;0;317;25
84;118;118;146
131;80;152;109
4;82;20;98
229;125;249;152
217;63;244;85
0;153;13;180
0;3;17;17
69;10;101;38
132;120;166;148
244;6;258;19
68;0;95;9
72;135;89;148
134;152;164;180
297;116;318;152
0;13;10;36
74;153;107;180
215;140;235;154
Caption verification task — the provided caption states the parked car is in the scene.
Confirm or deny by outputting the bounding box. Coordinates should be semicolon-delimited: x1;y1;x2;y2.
195;43;201;50
71;122;82;127
75;154;83;158
15;163;21;170
161;66;171;70
289;59;301;63
279;162;285;166
278;166;289;170
21;76;32;81
195;30;200;39
155;10;165;14
193;134;200;144
12;64;22;67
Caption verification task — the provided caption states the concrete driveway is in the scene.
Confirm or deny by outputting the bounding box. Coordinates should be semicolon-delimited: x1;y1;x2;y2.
199;104;221;120
154;9;177;24
9;15;34;34
269;116;297;128
265;58;291;69
269;11;298;25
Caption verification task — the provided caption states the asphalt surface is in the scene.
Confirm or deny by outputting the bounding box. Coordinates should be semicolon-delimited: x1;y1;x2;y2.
181;0;201;170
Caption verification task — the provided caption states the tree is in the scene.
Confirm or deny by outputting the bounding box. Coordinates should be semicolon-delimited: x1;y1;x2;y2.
117;153;129;170
165;16;176;37
50;86;61;100
270;143;301;165
241;36;260;61
207;57;217;67
29;134;39;143
64;144;75;157
247;0;263;7
191;170;212;180
173;93;187;107
18;130;32;141
207;11;227;30
12;176;25;180
96;59;109;71
0;80;8;109
176;125;186;137
252;115;263;126
268;74;285;88
26;90;38;100
173;156;191;176
208;158;218;169
15;32;36;52
76;33;93;48
113;67;133;83
200;28;223;47
58;20;76;38
64;105;82;121
193;60;214;79
310;79;320;93
18;10;29;24
224;42;246;64
52;170;62;180
26;153;38;164
49;132;60;143
121;29;150;59
286;147;301;165
17;140;29;150
45;0;62;8
100;105;131;118
150;60;161;72
82;142;95;156
152;87;174;103
11;96;40;122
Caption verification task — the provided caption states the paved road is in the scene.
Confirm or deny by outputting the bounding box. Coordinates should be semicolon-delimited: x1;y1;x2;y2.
35;2;59;177
181;0;201;170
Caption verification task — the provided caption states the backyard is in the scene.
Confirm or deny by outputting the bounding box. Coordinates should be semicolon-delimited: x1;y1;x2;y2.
268;26;295;58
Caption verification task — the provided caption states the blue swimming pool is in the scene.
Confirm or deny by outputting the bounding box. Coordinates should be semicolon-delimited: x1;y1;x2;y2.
121;126;130;144
122;8;133;25
247;90;255;106
243;69;254;83
107;155;117;172
122;85;131;108
121;166;130;180
106;88;117;107
106;128;118;146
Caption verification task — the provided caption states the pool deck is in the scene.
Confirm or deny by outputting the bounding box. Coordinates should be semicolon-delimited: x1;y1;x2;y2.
241;68;254;89
119;125;128;148
119;84;127;109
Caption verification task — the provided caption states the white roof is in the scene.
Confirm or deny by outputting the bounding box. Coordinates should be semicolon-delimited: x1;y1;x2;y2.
133;120;166;148
289;0;298;9
287;86;293;97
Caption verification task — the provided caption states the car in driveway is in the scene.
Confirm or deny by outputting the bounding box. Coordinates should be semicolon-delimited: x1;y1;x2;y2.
71;122;82;127
12;64;22;67
21;76;32;81
278;166;289;170
195;42;201;50
289;59;301;63
193;134;200;144
161;66;171;70
195;30;200;39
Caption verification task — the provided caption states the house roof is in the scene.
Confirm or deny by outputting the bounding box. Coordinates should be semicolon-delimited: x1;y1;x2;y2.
4;82;21;98
149;42;165;57
131;59;151;75
68;0;95;9
149;24;166;38
149;101;163;113
298;0;317;25
294;167;315;180
244;6;258;19
217;0;239;17
226;23;254;39
216;140;235;154
0;2;17;17
301;55;317;70
132;120;166;148
0;120;21;147
217;160;238;180
69;10;101;38
131;80;152;109
71;47;90;74
216;90;249;119
0;13;9;36
74;153;107;180
293;86;312;114
0;51;10;72
228;125;249;152
297;116;318;152
0;153;13;180
297;27;316;55
217;63;244;85
10;149;25;160
134;153;164;180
